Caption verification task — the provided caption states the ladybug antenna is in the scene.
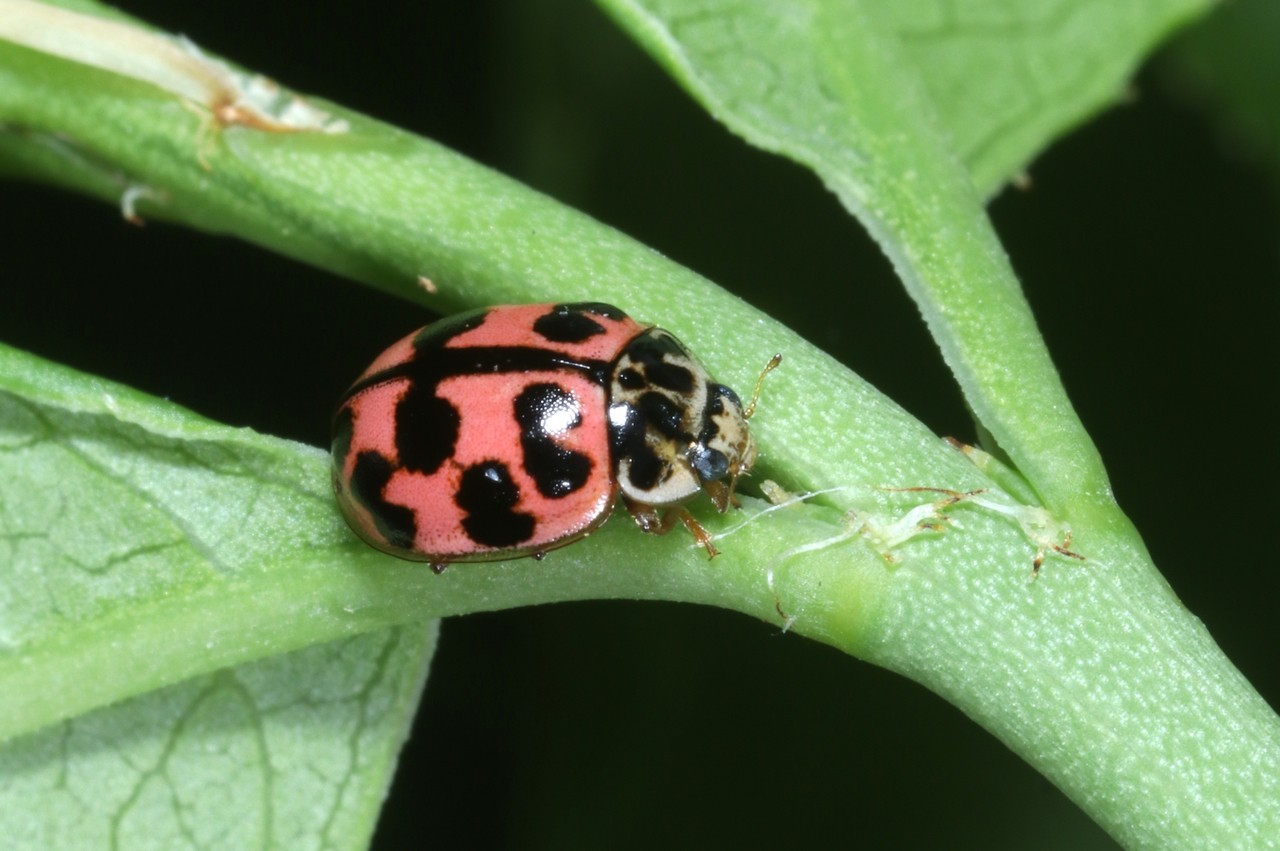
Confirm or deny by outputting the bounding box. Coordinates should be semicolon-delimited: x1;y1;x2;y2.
744;353;783;419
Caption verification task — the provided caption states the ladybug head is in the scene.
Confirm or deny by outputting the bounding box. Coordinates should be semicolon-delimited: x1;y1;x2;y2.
608;329;757;511
689;382;756;502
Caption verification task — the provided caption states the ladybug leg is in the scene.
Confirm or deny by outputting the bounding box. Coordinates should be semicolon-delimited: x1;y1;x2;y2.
673;508;719;559
624;499;720;559
703;479;741;513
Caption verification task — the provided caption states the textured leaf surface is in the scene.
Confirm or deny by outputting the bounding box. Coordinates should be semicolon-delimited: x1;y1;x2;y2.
597;0;1209;199
882;0;1209;196
1;625;435;849
0;341;437;847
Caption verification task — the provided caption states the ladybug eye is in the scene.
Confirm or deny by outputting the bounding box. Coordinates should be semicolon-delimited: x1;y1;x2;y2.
689;444;730;482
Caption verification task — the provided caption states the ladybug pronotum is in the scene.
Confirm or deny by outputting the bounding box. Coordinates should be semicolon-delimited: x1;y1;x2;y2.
332;302;775;571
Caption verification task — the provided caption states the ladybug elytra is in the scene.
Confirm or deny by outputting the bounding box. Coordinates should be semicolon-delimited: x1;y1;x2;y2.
332;302;774;571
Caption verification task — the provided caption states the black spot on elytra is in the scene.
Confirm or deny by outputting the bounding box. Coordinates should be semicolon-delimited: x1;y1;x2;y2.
533;304;610;344
411;308;489;353
395;382;459;475
350;451;416;550
457;461;536;547
564;302;627;321
342;306;619;404
342;343;613;402
514;384;592;498
331;405;355;467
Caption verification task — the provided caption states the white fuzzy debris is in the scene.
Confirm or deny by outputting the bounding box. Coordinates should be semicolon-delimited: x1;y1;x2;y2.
119;183;163;224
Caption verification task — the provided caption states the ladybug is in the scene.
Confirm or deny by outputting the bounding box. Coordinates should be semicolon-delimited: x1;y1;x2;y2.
332;302;776;572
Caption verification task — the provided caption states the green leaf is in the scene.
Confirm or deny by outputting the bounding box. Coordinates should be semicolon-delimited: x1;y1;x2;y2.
0;341;409;737
1;624;436;849
0;340;438;846
882;0;1210;198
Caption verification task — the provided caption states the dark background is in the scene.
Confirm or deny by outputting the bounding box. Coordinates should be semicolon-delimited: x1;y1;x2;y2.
4;2;1276;848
